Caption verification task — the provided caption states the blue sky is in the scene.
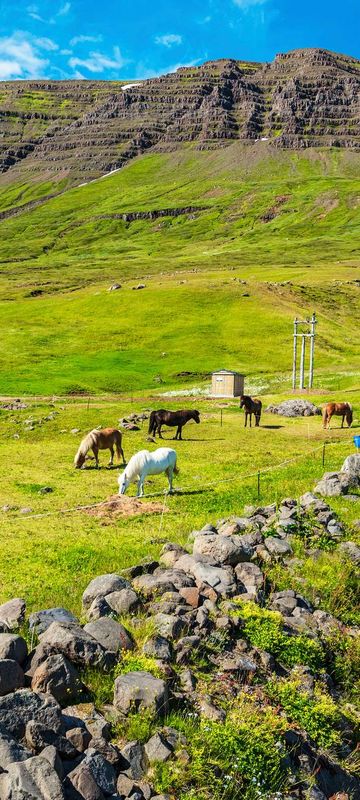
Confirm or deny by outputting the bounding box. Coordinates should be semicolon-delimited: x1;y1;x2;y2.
0;0;359;81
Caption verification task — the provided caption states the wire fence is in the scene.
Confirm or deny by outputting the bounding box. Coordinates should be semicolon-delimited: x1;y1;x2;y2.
3;436;354;524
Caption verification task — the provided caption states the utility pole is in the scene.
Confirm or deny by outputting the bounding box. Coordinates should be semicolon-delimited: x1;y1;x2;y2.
292;312;317;391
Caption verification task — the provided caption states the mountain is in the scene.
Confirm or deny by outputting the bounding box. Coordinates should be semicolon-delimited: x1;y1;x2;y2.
0;47;360;196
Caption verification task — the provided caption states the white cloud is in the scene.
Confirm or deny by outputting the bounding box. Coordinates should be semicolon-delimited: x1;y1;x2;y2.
69;45;126;74
155;33;182;48
0;31;49;79
27;4;47;22
57;2;71;15
70;34;102;46
60;48;72;55
233;0;268;7
34;36;58;51
137;58;201;80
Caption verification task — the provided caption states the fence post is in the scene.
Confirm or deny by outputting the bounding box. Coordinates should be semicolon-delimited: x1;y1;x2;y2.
87;396;90;412
322;442;326;468
257;470;261;501
220;409;223;427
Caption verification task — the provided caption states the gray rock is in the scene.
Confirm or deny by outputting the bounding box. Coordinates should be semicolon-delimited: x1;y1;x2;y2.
234;562;264;591
175;635;201;664
39;622;108;668
86;596;113;621
40;745;64;780
87;737;123;769
314;471;353;497
83;748;117;794
132;574;176;597
63;704;111;740
174;555;236;596
0;725;31;769
0;633;27;664
342;453;360;481
120;740;148;779
66;761;104;799
66;727;92;752
142;635;172;661
179;668;196;693
339;540;360;565
0;659;24;695
0;689;62;739
152;568;195;590
113;671;168;716
266;400;321;417
198;697;226;722
0;755;64;799
82;574;131;610
264;537;293;557
193;533;252;566
84;618;134;655
31;653;83;705
0;598;26;630
144;733;172;764
116;774;138;797
25;719;77;760
105;589;139;615
153;613;186;640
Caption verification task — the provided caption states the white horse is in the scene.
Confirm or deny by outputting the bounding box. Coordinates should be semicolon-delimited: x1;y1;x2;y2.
118;447;178;497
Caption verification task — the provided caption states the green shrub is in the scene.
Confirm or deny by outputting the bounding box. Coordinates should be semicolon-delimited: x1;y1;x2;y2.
267;679;341;749
325;629;360;696
153;701;287;800
237;602;325;670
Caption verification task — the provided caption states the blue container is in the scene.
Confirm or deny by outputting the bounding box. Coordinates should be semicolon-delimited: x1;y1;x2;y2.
354;435;360;449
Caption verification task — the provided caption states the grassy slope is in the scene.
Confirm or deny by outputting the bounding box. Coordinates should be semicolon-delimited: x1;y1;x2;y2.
0;396;358;613
0;144;359;395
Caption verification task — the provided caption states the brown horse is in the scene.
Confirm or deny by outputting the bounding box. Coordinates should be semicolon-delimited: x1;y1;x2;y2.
240;395;262;427
323;402;353;430
148;409;200;440
74;428;125;468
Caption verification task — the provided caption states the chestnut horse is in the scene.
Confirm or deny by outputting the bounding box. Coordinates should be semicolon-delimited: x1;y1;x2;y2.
74;428;125;468
323;402;353;430
240;395;262;427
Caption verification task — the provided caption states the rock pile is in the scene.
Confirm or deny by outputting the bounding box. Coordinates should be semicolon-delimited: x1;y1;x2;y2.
119;413;149;432
315;453;360;496
0;478;358;798
266;399;321;417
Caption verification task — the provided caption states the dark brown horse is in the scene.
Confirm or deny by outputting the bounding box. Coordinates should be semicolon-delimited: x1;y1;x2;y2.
148;409;200;440
74;428;125;468
323;402;353;430
240;395;262;427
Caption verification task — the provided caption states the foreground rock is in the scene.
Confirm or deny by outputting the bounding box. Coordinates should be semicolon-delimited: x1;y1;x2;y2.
114;671;169;717
0;755;64;799
39;622;110;668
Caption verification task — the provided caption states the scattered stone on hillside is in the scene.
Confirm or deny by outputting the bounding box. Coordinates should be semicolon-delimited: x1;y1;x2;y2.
173;554;237;597
132;284;146;290
109;283;121;291
153;613;187;640
266;399;321;417
114;671;169;717
339;541;360;565
31;654;83;705
0;633;27;664
142;635;172;662
192;532;253;566
65;760;104;800
198;697;226;722
132;574;177;598
83;748;117;795
235;562;264;593
82;574;131;610
0;597;26;630
264;536;293;557
63;704;111;741
0;727;32;769
342;454;360;484
121;740;148;779
39;622;109;668
0;659;24;695
66;726;91;753
0;755;65;800
38;486;53;495
29;607;78;635
25;719;77;759
86;595;113;621
144;733;173;764
84;618;134;655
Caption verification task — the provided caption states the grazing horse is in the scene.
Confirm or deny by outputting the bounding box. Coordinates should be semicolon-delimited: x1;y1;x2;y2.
240;395;262;428
148;409;200;440
118;447;178;497
323;402;353;430
74;428;125;468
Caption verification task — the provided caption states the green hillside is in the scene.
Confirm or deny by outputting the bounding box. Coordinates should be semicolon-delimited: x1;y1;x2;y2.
0;144;359;395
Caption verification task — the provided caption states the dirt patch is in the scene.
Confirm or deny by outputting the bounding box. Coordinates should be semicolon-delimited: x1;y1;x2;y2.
84;494;168;520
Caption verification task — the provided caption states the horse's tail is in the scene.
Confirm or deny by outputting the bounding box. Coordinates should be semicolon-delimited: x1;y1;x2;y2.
74;430;97;467
114;430;124;461
173;454;179;475
148;411;156;435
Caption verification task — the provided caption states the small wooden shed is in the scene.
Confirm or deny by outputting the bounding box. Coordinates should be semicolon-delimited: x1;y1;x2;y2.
211;370;245;398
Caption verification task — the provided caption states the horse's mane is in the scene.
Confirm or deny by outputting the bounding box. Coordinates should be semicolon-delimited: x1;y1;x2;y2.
124;450;149;481
74;430;99;465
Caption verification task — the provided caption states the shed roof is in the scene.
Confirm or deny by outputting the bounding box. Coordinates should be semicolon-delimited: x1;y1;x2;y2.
212;369;245;375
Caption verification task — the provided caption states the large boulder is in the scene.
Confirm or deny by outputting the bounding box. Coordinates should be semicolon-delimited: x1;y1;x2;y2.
82;574;131;610
264;537;293;557
0;755;65;799
65;761;104;800
84;618;134;655
314;471;353;497
82;748;117;795
105;589;139;615
31;653;83;705
0;634;27;664
339;540;360;566
193;534;252;566
114;671;168;716
0;598;26;630
0;659;24;695
120;740;148;779
39;622;108;668
29;607;78;635
0;726;32;769
173;554;236;596
342;453;360;483
62;704;111;741
0;689;62;740
132;574;177;598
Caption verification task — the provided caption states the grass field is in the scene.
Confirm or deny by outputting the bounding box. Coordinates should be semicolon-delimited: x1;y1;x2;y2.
0;393;358;619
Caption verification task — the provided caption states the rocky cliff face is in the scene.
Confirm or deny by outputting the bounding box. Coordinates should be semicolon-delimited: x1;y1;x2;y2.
0;47;359;187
